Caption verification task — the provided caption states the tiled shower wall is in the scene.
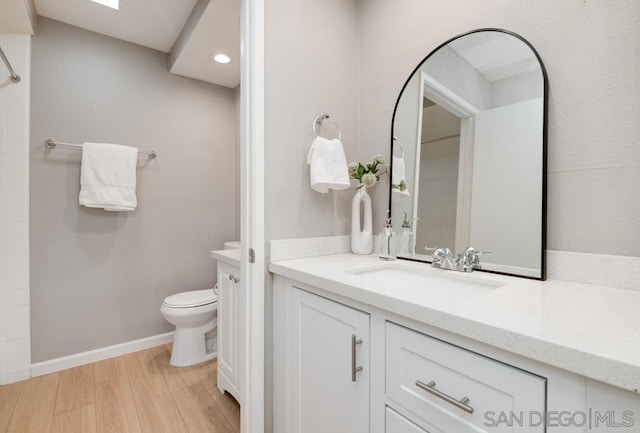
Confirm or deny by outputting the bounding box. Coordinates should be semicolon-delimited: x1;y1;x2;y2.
0;33;31;385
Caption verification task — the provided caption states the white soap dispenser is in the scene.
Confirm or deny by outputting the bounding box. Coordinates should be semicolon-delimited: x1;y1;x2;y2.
379;211;397;261
397;212;415;256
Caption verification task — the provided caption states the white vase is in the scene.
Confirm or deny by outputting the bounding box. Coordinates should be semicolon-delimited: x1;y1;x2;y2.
351;187;373;255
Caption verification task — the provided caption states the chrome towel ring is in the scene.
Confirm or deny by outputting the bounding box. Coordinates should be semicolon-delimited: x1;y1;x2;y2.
313;113;342;141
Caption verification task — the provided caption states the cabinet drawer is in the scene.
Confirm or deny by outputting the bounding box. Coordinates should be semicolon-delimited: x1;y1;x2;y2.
386;407;431;433
386;322;545;432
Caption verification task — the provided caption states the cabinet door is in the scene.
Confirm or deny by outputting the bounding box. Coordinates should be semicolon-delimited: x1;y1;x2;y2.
217;262;240;400
292;288;370;433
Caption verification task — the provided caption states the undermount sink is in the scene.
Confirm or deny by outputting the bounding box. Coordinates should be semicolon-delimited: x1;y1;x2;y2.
349;263;503;298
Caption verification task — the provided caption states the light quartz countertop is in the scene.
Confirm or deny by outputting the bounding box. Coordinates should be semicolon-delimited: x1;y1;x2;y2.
211;249;241;267
269;253;640;394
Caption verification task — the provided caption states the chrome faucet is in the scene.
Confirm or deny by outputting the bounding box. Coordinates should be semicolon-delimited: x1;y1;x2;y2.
431;246;490;273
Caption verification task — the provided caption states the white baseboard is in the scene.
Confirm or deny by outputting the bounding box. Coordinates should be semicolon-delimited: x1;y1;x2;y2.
30;332;175;378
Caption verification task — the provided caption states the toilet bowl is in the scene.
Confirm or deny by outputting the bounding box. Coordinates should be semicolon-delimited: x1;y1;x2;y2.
160;289;218;367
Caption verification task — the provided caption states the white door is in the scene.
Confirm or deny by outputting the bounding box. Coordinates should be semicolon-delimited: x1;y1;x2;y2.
217;262;240;400
470;98;543;275
292;288;370;433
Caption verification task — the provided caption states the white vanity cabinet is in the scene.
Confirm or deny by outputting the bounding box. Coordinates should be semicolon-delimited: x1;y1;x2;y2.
274;283;370;433
217;261;241;401
272;273;640;433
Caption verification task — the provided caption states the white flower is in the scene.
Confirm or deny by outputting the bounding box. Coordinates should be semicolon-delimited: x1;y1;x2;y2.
348;162;359;177
362;172;377;187
373;154;385;164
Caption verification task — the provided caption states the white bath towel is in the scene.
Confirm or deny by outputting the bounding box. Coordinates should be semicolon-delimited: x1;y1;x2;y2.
306;137;350;193
392;156;410;197
79;142;138;211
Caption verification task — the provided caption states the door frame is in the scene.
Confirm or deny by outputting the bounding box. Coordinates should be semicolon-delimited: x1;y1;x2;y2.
240;0;265;432
417;72;479;253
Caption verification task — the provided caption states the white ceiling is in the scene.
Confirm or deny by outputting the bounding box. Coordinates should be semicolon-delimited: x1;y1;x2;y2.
169;0;240;88
450;32;539;82
35;0;198;53
33;0;240;88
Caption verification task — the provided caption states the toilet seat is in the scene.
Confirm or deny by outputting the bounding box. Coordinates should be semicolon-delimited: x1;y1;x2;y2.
163;289;217;309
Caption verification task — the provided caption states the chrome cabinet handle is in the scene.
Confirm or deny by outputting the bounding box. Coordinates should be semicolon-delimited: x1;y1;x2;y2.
233;277;239;283
415;380;474;414
228;274;234;281
351;334;363;382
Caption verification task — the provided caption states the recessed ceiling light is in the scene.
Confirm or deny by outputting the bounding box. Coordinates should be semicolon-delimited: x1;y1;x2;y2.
89;0;120;10
212;54;231;64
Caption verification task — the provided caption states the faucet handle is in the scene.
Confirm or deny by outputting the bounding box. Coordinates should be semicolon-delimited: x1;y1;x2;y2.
432;247;453;256
461;246;491;268
430;247;447;264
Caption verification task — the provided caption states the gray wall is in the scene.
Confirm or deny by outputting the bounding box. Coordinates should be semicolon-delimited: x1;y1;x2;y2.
234;85;241;240
358;0;640;257
264;0;359;242
30;18;237;362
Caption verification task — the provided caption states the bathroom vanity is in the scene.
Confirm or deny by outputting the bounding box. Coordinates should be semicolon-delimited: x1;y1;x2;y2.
270;253;640;433
212;249;243;402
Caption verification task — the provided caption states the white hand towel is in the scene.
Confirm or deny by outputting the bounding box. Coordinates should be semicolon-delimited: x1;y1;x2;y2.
306;137;350;193
79;142;138;211
392;156;410;197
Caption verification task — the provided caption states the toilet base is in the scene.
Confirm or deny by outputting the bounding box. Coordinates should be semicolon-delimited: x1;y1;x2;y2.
170;320;217;367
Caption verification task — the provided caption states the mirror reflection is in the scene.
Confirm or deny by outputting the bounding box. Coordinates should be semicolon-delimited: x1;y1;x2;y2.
390;29;547;279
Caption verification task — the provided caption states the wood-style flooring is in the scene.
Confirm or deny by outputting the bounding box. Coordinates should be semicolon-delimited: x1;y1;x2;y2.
0;344;240;433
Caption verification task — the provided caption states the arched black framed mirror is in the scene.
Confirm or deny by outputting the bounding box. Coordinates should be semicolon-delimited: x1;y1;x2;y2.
389;29;548;280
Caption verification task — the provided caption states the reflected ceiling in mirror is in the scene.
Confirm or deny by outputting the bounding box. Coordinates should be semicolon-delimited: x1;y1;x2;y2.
390;29;547;280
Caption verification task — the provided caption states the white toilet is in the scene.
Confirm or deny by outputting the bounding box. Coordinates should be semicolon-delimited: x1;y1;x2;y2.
161;289;218;367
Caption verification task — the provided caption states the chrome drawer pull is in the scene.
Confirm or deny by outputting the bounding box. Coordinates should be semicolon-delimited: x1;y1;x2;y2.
415;380;474;414
351;334;363;382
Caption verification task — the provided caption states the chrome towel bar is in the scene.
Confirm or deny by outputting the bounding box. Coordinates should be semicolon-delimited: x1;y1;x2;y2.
0;47;20;83
45;139;158;160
